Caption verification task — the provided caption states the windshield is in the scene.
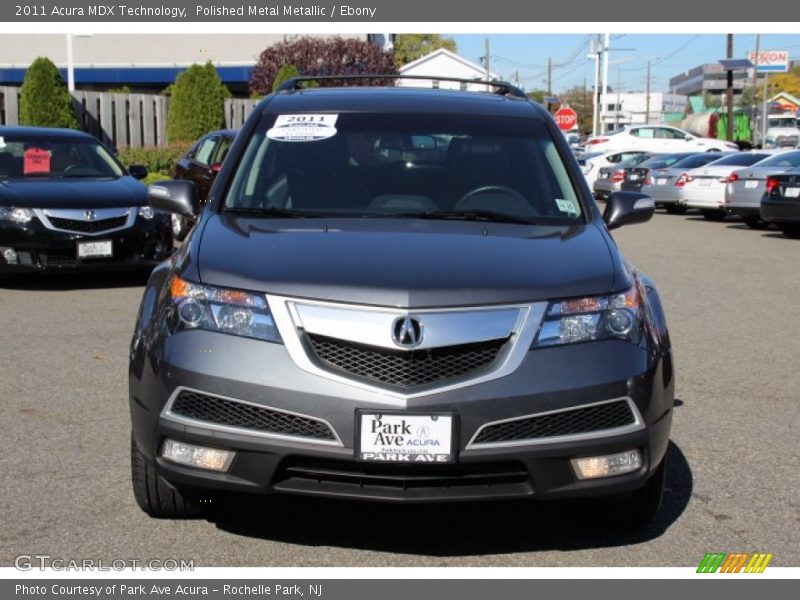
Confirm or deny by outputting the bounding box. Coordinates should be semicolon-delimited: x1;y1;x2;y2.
768;118;797;128
0;135;123;179
224;113;584;223
616;155;650;169
671;153;723;169
709;153;770;167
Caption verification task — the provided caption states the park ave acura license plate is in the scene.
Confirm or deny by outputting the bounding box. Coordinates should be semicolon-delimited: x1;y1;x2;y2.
357;412;455;463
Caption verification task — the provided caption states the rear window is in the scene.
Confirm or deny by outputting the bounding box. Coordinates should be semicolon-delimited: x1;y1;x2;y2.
224;113;584;223
638;154;685;169
671;154;724;169
756;151;800;168
710;153;770;167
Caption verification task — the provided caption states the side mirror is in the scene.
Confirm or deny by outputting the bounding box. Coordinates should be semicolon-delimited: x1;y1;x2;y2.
147;180;200;218
128;165;148;180
603;191;655;230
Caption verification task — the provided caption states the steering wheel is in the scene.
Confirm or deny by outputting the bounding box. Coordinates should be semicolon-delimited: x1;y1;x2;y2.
61;164;83;176
456;185;528;207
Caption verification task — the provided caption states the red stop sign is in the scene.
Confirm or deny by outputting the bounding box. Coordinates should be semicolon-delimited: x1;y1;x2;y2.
554;107;578;131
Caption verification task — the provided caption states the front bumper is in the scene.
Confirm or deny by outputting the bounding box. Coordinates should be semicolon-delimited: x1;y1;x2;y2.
761;196;800;224
130;330;674;503
0;213;172;273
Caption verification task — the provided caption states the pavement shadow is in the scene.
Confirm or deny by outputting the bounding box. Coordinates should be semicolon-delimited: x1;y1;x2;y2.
0;269;151;291
207;440;692;557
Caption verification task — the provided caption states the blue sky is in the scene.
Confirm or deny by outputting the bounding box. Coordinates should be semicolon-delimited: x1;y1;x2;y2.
448;34;800;93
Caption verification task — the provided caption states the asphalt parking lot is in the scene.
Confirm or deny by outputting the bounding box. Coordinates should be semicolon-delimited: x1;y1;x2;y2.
1;211;799;568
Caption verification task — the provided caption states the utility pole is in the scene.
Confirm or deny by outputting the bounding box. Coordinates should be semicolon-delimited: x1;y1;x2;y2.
751;33;760;147
589;35;602;137
726;34;734;143
481;37;491;93
645;60;651;125
601;33;611;134
614;68;621;130
547;57;552;96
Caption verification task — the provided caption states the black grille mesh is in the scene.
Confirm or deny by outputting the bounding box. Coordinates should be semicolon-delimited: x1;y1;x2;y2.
307;334;507;388
49;215;128;233
171;390;336;440
473;400;636;444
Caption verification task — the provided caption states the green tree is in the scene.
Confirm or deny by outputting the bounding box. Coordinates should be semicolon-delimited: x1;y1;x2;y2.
167;62;229;143
272;64;300;92
18;57;79;129
393;34;457;66
557;85;594;134
526;89;546;104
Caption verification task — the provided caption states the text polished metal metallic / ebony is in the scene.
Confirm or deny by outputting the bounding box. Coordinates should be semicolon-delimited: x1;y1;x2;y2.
129;80;673;529
0;127;172;275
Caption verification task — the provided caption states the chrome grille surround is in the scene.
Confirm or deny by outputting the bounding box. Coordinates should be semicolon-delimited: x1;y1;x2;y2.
35;207;135;236
267;294;548;405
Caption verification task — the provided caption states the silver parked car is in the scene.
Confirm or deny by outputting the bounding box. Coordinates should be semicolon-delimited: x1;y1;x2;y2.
593;153;652;200
725;150;800;228
682;152;773;220
639;152;730;214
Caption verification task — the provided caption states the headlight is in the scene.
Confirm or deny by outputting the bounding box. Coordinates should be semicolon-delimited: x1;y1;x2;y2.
0;207;35;224
169;275;281;343
137;206;154;220
533;286;642;348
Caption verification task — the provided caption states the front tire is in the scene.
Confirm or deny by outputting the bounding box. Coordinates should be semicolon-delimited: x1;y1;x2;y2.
701;209;726;221
131;436;204;519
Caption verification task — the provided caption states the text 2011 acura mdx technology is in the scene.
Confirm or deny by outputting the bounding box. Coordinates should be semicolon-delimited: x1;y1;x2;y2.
129;76;674;528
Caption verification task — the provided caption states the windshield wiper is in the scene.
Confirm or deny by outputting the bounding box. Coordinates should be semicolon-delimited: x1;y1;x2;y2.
366;209;544;225
224;207;323;218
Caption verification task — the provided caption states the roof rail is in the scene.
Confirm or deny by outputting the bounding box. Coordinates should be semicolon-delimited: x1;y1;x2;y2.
275;74;528;99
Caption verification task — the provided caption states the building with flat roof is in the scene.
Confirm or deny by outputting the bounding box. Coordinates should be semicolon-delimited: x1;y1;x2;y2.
600;92;688;132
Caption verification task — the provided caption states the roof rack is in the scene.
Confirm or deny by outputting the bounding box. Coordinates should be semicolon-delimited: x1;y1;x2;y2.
275;74;527;99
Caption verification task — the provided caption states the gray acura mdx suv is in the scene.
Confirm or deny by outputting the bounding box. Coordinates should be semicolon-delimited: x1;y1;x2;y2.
130;77;674;528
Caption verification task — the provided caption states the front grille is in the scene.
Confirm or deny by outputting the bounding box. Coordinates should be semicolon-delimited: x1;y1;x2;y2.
776;135;799;147
48;215;128;233
307;334;507;389
472;400;636;445
273;457;531;500
170;390;336;441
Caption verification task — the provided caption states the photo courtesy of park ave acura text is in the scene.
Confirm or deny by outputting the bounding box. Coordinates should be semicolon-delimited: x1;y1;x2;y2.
0;27;798;571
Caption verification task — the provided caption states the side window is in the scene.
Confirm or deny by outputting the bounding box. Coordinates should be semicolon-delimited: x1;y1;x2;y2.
634;128;656;139
212;137;233;165
194;137;218;166
657;128;685;140
607;153;622;163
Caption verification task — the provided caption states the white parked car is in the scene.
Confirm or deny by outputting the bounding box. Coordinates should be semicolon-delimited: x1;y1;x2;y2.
681;152;772;220
580;149;650;186
586;125;738;155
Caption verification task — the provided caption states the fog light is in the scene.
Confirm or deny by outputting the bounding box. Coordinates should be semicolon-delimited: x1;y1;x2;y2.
161;439;234;472
1;247;19;265
572;449;642;480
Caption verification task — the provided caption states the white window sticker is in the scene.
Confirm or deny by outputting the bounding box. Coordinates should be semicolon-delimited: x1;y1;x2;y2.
266;114;338;142
556;198;579;215
0;136;5;148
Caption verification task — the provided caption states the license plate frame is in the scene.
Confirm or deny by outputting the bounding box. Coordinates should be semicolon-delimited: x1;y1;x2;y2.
745;180;759;189
656;178;667;185
355;410;457;464
76;240;113;259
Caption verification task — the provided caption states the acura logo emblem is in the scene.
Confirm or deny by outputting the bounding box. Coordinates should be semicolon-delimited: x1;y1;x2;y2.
392;316;423;348
84;210;96;221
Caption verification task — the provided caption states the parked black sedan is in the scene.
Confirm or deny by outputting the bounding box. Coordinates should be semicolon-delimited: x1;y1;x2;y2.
762;169;800;238
0;126;172;278
170;129;237;240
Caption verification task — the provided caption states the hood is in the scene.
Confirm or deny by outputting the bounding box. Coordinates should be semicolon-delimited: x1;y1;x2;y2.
194;216;621;308
0;177;146;208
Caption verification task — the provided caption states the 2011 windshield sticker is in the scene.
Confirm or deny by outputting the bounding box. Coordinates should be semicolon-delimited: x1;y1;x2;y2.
267;114;339;142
